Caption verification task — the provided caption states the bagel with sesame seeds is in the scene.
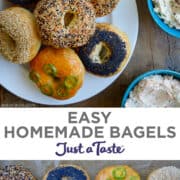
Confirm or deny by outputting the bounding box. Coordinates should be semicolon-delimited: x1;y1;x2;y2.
34;0;96;48
0;7;41;64
90;0;120;17
29;47;85;100
77;23;130;77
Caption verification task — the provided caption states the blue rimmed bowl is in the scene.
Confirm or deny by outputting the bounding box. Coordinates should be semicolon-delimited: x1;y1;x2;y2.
147;0;180;38
121;69;180;107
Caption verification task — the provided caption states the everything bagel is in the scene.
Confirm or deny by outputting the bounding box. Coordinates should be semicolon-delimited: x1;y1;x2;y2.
34;0;96;48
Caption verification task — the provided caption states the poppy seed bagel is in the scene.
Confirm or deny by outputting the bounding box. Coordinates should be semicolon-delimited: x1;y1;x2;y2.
43;164;90;180
77;23;131;77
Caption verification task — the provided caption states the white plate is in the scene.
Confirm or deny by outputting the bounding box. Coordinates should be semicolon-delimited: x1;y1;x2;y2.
0;0;139;105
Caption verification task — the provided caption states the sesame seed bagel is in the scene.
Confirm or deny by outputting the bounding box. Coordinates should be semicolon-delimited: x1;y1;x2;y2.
34;0;96;48
0;165;36;180
90;0;120;17
77;23;131;77
43;164;90;180
0;7;41;64
95;165;140;180
148;166;180;180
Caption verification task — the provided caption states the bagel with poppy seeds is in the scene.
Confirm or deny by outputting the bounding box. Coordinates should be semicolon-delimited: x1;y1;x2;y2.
29;47;85;100
34;0;96;48
95;165;140;180
43;164;90;180
77;23;130;77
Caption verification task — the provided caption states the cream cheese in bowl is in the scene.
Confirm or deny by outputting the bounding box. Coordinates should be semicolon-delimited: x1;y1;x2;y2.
125;75;180;107
152;0;180;29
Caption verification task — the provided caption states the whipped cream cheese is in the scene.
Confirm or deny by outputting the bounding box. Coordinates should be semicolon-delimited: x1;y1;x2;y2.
125;75;180;107
153;0;180;29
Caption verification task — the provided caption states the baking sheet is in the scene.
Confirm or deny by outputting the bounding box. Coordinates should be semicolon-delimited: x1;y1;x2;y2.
0;160;180;179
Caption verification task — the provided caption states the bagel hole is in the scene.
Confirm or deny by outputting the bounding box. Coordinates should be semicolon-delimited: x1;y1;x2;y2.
0;29;16;50
89;42;112;64
64;12;76;28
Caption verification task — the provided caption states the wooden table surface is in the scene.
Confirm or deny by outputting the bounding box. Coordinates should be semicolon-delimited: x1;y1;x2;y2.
0;0;179;107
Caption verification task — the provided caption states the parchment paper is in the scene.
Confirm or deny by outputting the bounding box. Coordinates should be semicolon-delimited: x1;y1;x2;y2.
0;160;180;180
